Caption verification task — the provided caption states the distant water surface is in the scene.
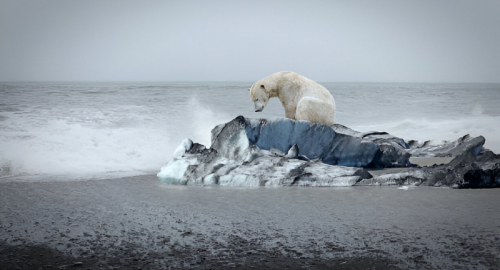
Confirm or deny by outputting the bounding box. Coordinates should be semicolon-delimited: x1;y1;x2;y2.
1;82;499;180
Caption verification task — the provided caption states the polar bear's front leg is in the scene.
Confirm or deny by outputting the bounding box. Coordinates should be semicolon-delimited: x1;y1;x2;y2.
284;107;296;119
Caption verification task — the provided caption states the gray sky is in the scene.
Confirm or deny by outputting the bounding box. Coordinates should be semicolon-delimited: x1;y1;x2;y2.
1;0;499;82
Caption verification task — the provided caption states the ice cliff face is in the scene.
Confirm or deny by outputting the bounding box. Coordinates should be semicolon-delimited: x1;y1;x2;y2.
158;116;499;188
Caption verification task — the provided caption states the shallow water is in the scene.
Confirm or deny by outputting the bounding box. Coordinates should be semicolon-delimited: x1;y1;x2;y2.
1;82;499;180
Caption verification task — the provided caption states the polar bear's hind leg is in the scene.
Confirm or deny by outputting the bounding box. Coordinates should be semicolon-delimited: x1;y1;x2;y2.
296;97;335;125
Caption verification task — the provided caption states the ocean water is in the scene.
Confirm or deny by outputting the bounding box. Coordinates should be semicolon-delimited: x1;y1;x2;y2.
1;82;499;181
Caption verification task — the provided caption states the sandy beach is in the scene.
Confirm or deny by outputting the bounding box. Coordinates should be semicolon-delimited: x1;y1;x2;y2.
0;175;498;269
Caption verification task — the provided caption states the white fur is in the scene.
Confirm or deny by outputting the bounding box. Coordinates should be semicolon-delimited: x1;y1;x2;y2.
249;71;336;125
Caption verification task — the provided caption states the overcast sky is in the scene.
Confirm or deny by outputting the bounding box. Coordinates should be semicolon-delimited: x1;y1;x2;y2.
1;0;499;82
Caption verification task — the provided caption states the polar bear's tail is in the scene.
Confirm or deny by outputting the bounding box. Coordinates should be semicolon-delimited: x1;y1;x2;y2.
296;97;336;126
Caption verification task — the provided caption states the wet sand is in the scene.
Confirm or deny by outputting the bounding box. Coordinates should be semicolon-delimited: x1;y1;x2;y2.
1;175;499;270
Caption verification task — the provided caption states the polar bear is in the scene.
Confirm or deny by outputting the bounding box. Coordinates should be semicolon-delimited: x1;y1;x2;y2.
249;71;336;125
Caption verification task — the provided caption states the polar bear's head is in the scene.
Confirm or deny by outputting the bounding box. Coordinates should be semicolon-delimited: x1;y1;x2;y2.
249;81;276;112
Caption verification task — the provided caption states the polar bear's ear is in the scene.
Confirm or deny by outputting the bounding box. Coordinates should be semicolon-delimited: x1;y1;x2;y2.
260;85;265;89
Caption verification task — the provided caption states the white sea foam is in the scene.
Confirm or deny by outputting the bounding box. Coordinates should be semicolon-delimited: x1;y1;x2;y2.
0;84;233;180
0;117;170;177
0;107;224;180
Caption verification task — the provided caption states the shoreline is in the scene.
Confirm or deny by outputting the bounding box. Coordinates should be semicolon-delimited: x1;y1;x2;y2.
1;175;499;269
0;242;400;270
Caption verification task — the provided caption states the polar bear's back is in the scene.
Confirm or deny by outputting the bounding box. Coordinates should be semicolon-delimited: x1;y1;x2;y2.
281;72;334;103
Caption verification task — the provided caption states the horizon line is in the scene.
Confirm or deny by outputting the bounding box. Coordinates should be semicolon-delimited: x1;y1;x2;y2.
1;80;499;84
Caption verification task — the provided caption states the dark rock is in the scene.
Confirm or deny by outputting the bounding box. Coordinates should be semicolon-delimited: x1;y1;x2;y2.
357;149;500;188
425;149;500;188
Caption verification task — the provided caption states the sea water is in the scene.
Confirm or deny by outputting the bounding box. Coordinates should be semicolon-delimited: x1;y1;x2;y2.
1;82;499;181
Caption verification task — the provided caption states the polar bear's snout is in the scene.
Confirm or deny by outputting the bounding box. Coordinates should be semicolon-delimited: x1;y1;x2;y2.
254;101;264;112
